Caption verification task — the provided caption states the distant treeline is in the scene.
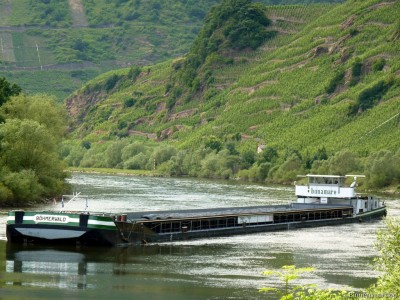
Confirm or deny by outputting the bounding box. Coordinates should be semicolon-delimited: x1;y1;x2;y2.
62;137;400;190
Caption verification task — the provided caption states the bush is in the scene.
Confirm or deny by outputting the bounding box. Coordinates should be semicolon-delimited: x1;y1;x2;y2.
124;153;148;170
271;154;304;183
311;150;361;175
0;116;67;203
127;66;142;81
357;80;389;111
152;145;177;168
348;79;392;116
64;145;86;167
80;145;108;168
369;217;400;295
4;170;44;204
325;71;345;94
105;74;121;91
349;59;363;86
365;150;400;188
351;58;363;78
199;149;236;179
0;77;21;106
105;140;128;168
0;182;13;205
372;57;385;72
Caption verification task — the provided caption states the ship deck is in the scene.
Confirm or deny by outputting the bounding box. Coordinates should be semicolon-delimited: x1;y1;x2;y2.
122;203;354;222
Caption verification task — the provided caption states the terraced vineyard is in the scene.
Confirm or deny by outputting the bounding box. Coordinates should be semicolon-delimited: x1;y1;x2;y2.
0;0;342;100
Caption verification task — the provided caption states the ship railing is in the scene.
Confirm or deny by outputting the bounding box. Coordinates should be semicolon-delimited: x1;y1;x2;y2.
59;193;90;212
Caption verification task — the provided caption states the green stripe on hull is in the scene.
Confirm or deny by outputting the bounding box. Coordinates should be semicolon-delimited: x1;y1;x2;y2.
7;211;117;230
357;207;386;218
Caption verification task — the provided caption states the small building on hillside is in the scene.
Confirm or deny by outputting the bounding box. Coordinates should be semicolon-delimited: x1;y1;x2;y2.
257;144;266;153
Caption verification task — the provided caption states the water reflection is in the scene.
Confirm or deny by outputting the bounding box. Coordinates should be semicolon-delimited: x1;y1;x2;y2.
7;245;89;289
3;242;268;299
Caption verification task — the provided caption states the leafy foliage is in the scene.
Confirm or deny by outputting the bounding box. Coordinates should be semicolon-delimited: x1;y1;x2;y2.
28;0;72;27
349;58;363;86
259;265;317;299
357;80;391;111
168;0;274;102
0;77;21;106
369;217;400;296
0;94;68;206
364;150;400;188
325;70;345;94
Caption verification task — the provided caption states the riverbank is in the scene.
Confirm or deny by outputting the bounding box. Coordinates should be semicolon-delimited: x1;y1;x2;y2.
68;167;162;177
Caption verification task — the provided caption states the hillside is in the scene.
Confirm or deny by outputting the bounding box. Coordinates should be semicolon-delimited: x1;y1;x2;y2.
63;0;400;186
0;0;220;99
67;0;399;147
0;0;340;100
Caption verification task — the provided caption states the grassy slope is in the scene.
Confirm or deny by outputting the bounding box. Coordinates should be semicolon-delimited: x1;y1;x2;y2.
0;0;343;101
205;0;400;155
67;0;400;158
0;0;219;100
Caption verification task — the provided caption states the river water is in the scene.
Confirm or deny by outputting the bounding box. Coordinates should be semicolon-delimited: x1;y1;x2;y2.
0;173;399;300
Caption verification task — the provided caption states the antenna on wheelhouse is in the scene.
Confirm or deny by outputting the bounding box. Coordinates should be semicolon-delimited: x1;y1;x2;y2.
350;176;357;188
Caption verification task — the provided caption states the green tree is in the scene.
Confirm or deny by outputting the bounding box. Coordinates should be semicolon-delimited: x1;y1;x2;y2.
241;149;256;169
0;77;21;106
271;154;305;183
105;140;128;168
311;150;360;176
168;0;273;102
124;153;149;170
181;147;210;177
3;169;43;203
365;150;400;188
80;144;108;168
121;142;148;161
0;119;67;204
165;150;188;176
205;136;222;152
0;94;66;139
258;146;278;163
0;94;68;205
62;142;87;167
151;145;177;169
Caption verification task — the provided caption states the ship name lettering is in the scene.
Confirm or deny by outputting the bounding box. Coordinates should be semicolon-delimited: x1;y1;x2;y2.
34;215;68;223
310;188;337;195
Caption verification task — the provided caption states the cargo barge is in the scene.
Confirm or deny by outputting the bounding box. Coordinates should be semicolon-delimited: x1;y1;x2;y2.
6;174;387;246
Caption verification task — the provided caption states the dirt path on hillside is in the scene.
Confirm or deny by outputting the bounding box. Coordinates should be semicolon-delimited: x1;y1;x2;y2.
0;32;15;63
68;0;88;27
0;0;12;26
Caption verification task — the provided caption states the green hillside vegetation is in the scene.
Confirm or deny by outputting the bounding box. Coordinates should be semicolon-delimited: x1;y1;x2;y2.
0;0;342;100
62;0;400;190
0;0;220;100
